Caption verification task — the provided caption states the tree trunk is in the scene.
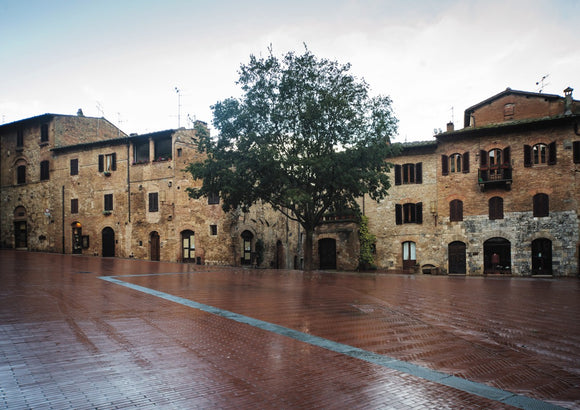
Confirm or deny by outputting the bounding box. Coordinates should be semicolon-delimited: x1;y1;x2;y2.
303;228;315;271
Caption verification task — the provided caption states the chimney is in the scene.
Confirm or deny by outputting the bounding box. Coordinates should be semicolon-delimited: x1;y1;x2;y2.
564;87;573;115
446;122;454;132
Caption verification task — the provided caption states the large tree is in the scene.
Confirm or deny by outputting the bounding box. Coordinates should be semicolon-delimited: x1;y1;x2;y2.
187;47;399;270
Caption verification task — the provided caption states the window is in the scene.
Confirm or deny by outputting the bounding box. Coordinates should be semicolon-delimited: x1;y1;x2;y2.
16;129;23;148
208;192;220;205
98;153;117;173
133;140;149;164
210;224;218;235
450;199;463;222
71;199;79;214
402;241;416;270
395;202;423;224
40;160;49;181
40;123;49;143
148;192;159;212
524;142;556;167
70;159;79;176
394;163;422;185
104;194;113;211
574;141;580;163
489;196;503;220
154;137;172;161
504;103;515;119
177;148;182;157
17;164;26;184
533;193;549;217
442;152;469;175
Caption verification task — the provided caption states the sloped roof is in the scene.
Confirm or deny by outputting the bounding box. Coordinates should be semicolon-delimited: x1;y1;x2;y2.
462;88;566;127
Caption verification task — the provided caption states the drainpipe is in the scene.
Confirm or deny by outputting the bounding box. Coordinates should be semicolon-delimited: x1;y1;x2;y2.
127;138;131;222
61;185;65;254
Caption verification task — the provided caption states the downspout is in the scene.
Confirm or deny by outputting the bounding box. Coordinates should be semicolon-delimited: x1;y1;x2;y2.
127;138;131;222
61;185;65;254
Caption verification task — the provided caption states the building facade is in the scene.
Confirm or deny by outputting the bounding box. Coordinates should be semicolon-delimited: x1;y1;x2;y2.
2;87;579;276
0;113;302;269
362;87;580;276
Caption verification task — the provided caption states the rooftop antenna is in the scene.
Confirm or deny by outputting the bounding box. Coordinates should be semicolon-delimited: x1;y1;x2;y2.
117;112;124;137
175;87;182;128
187;113;197;128
96;101;104;117
450;106;454;123
536;74;550;93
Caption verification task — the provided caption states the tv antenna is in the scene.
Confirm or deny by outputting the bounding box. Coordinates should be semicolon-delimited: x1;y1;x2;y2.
175;87;182;128
536;74;550;93
96;101;104;117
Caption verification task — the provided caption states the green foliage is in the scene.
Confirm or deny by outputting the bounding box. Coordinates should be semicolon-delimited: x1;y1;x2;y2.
186;46;398;269
358;215;376;270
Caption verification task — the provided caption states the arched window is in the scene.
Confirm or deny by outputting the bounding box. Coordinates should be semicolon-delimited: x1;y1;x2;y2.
450;153;462;173
533;143;548;164
450;199;463;222
489;196;503;220
533;193;549;217
489;148;502;168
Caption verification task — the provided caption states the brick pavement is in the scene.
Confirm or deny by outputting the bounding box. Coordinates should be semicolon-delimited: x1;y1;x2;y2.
0;250;579;409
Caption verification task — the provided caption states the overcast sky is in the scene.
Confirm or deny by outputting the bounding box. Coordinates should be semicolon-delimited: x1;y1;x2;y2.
1;0;579;141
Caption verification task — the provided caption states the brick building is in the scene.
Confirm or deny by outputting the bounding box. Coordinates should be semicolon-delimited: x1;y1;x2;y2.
2;87;579;276
0;113;302;269
362;87;580;276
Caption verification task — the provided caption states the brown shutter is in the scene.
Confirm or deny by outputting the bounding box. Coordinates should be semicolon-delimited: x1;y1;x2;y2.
415;162;422;184
416;202;423;224
574;141;580;164
441;155;448;175
98;155;104;172
394;164;401;185
503;146;511;165
480;150;487;167
524;145;532;167
111;153;117;171
395;204;402;225
462;152;469;173
548;141;557;165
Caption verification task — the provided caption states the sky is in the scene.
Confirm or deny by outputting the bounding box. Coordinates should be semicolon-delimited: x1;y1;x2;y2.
1;0;579;142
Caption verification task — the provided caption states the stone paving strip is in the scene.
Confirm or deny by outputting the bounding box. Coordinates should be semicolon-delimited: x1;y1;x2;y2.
101;273;566;410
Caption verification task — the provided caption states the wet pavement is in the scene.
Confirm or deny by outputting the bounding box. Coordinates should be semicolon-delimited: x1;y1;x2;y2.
1;250;579;409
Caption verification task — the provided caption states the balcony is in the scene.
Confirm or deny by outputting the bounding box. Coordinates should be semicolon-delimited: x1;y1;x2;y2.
478;166;512;191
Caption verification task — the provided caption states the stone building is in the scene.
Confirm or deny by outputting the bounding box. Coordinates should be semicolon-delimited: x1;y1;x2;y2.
0;113;302;269
362;87;580;276
2;86;580;276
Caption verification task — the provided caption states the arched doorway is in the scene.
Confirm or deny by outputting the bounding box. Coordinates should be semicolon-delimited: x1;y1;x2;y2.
532;238;552;275
276;240;284;269
448;241;466;274
13;206;27;249
181;230;195;263
72;222;82;254
102;227;115;257
241;230;254;265
484;237;511;274
150;231;160;261
319;238;336;270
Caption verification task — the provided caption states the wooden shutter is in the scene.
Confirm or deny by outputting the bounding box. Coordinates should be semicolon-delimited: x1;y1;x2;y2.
548;141;557;165
450;199;463;222
416;202;423;224
462;152;469;173
98;155;104;172
70;159;79;176
523;145;532;167
149;193;159;212
441;155;448;175
574;141;580;164
394;164;401;185
111;153;117;170
395;204;402;225
503;146;511;165
415;162;422;184
480;150;487;167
